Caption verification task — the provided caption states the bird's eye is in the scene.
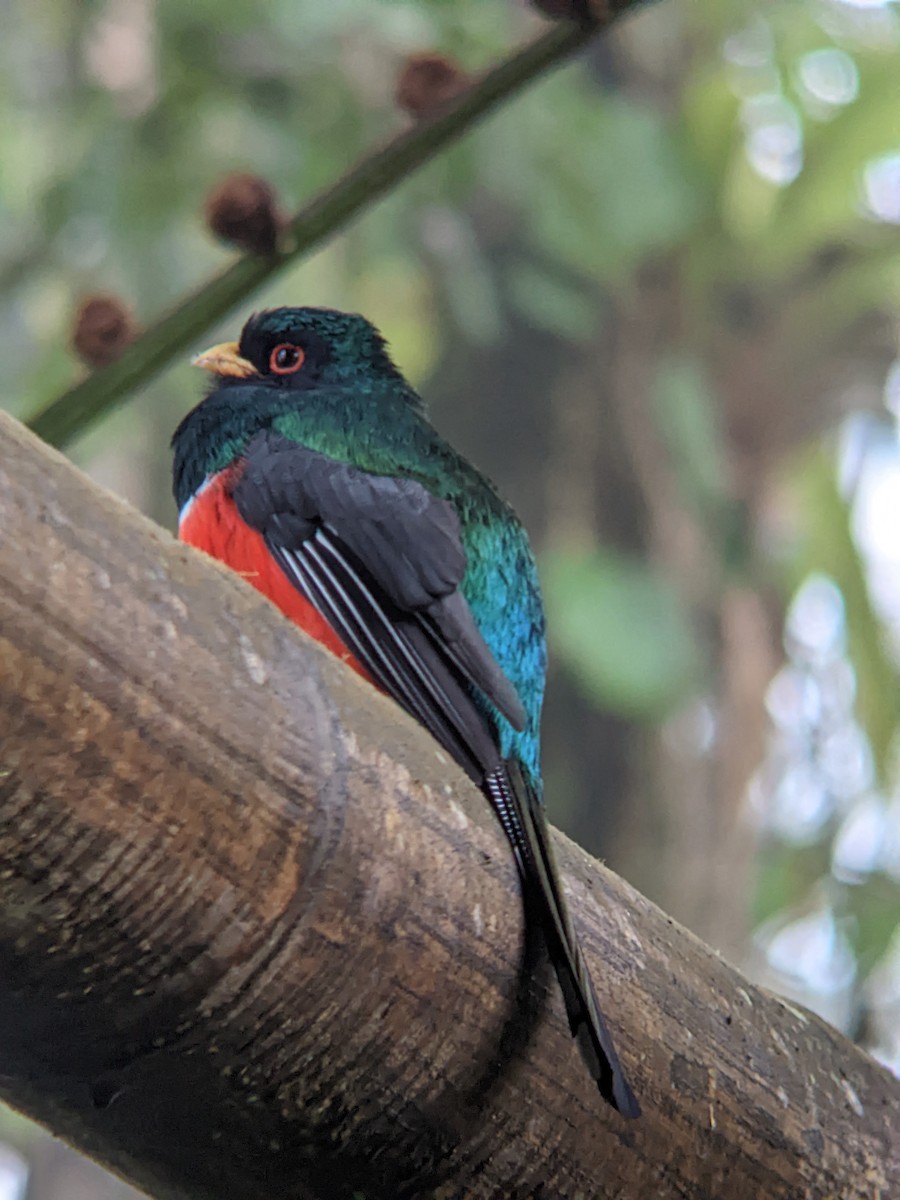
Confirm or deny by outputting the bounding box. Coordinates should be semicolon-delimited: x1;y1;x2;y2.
269;343;305;375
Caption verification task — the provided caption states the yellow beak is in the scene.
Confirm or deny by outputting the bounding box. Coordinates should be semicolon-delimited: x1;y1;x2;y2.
191;341;258;379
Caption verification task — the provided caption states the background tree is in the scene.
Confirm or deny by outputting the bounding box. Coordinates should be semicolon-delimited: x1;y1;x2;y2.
1;0;899;1192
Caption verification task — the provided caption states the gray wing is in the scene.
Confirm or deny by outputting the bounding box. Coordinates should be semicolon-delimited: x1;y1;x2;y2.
233;429;525;783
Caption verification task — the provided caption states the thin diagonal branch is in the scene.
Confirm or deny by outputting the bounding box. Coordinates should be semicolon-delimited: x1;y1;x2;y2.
26;11;635;450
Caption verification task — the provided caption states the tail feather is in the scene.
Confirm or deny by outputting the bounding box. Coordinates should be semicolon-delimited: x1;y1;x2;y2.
484;763;640;1119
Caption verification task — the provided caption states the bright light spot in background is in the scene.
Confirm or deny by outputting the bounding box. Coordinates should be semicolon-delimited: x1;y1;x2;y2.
753;402;900;1063
796;48;859;111
832;794;885;879
753;402;900;1056
755;907;857;1031
764;758;830;842
723;17;773;69
850;431;900;638
833;794;900;882
820;1;900;55
0;1147;27;1200
756;577;874;843
82;0;158;115
785;574;845;662
723;20;780;100
742;93;804;186
713;0;900;1080
862;154;900;225
765;908;857;993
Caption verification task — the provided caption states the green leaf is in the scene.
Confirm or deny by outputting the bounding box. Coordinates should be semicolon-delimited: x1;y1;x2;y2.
652;353;748;571
679;65;742;190
842;875;900;973
752;846;833;928
515;87;705;281
652;352;728;509
505;259;599;341
542;547;703;720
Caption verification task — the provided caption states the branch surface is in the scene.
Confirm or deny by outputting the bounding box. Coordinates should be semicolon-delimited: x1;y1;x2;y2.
26;9;634;450
0;408;896;1199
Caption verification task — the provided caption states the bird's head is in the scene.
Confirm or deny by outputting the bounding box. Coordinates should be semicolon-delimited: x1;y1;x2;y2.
172;307;416;512
192;306;405;393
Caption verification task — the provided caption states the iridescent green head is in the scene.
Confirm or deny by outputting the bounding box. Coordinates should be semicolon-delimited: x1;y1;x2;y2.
173;307;417;510
193;306;407;392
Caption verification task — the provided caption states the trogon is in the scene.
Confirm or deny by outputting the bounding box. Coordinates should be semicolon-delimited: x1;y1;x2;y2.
172;306;639;1118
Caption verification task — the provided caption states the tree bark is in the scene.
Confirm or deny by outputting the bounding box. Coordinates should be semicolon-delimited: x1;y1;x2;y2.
0;409;895;1200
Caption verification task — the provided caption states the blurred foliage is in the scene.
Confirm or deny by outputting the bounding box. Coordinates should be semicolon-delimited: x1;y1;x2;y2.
543;547;702;718
2;0;900;1192
791;445;900;785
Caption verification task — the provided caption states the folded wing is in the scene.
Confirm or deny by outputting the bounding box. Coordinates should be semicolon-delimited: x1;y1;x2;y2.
232;428;639;1118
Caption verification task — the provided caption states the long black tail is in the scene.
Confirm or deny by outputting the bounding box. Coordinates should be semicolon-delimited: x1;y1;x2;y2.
484;762;640;1118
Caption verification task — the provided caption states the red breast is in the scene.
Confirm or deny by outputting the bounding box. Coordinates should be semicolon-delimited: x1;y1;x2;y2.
180;467;371;683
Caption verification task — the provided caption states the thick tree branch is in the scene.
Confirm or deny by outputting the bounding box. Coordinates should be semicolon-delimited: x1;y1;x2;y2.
25;7;643;451
0;408;896;1199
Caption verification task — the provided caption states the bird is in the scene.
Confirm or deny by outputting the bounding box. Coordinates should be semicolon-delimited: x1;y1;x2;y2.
172;306;640;1118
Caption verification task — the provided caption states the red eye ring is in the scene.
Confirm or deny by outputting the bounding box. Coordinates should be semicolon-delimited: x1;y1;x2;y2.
269;343;305;375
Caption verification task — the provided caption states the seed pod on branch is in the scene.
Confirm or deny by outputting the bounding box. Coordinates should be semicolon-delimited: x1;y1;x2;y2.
395;52;470;119
71;294;137;369
203;173;283;256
